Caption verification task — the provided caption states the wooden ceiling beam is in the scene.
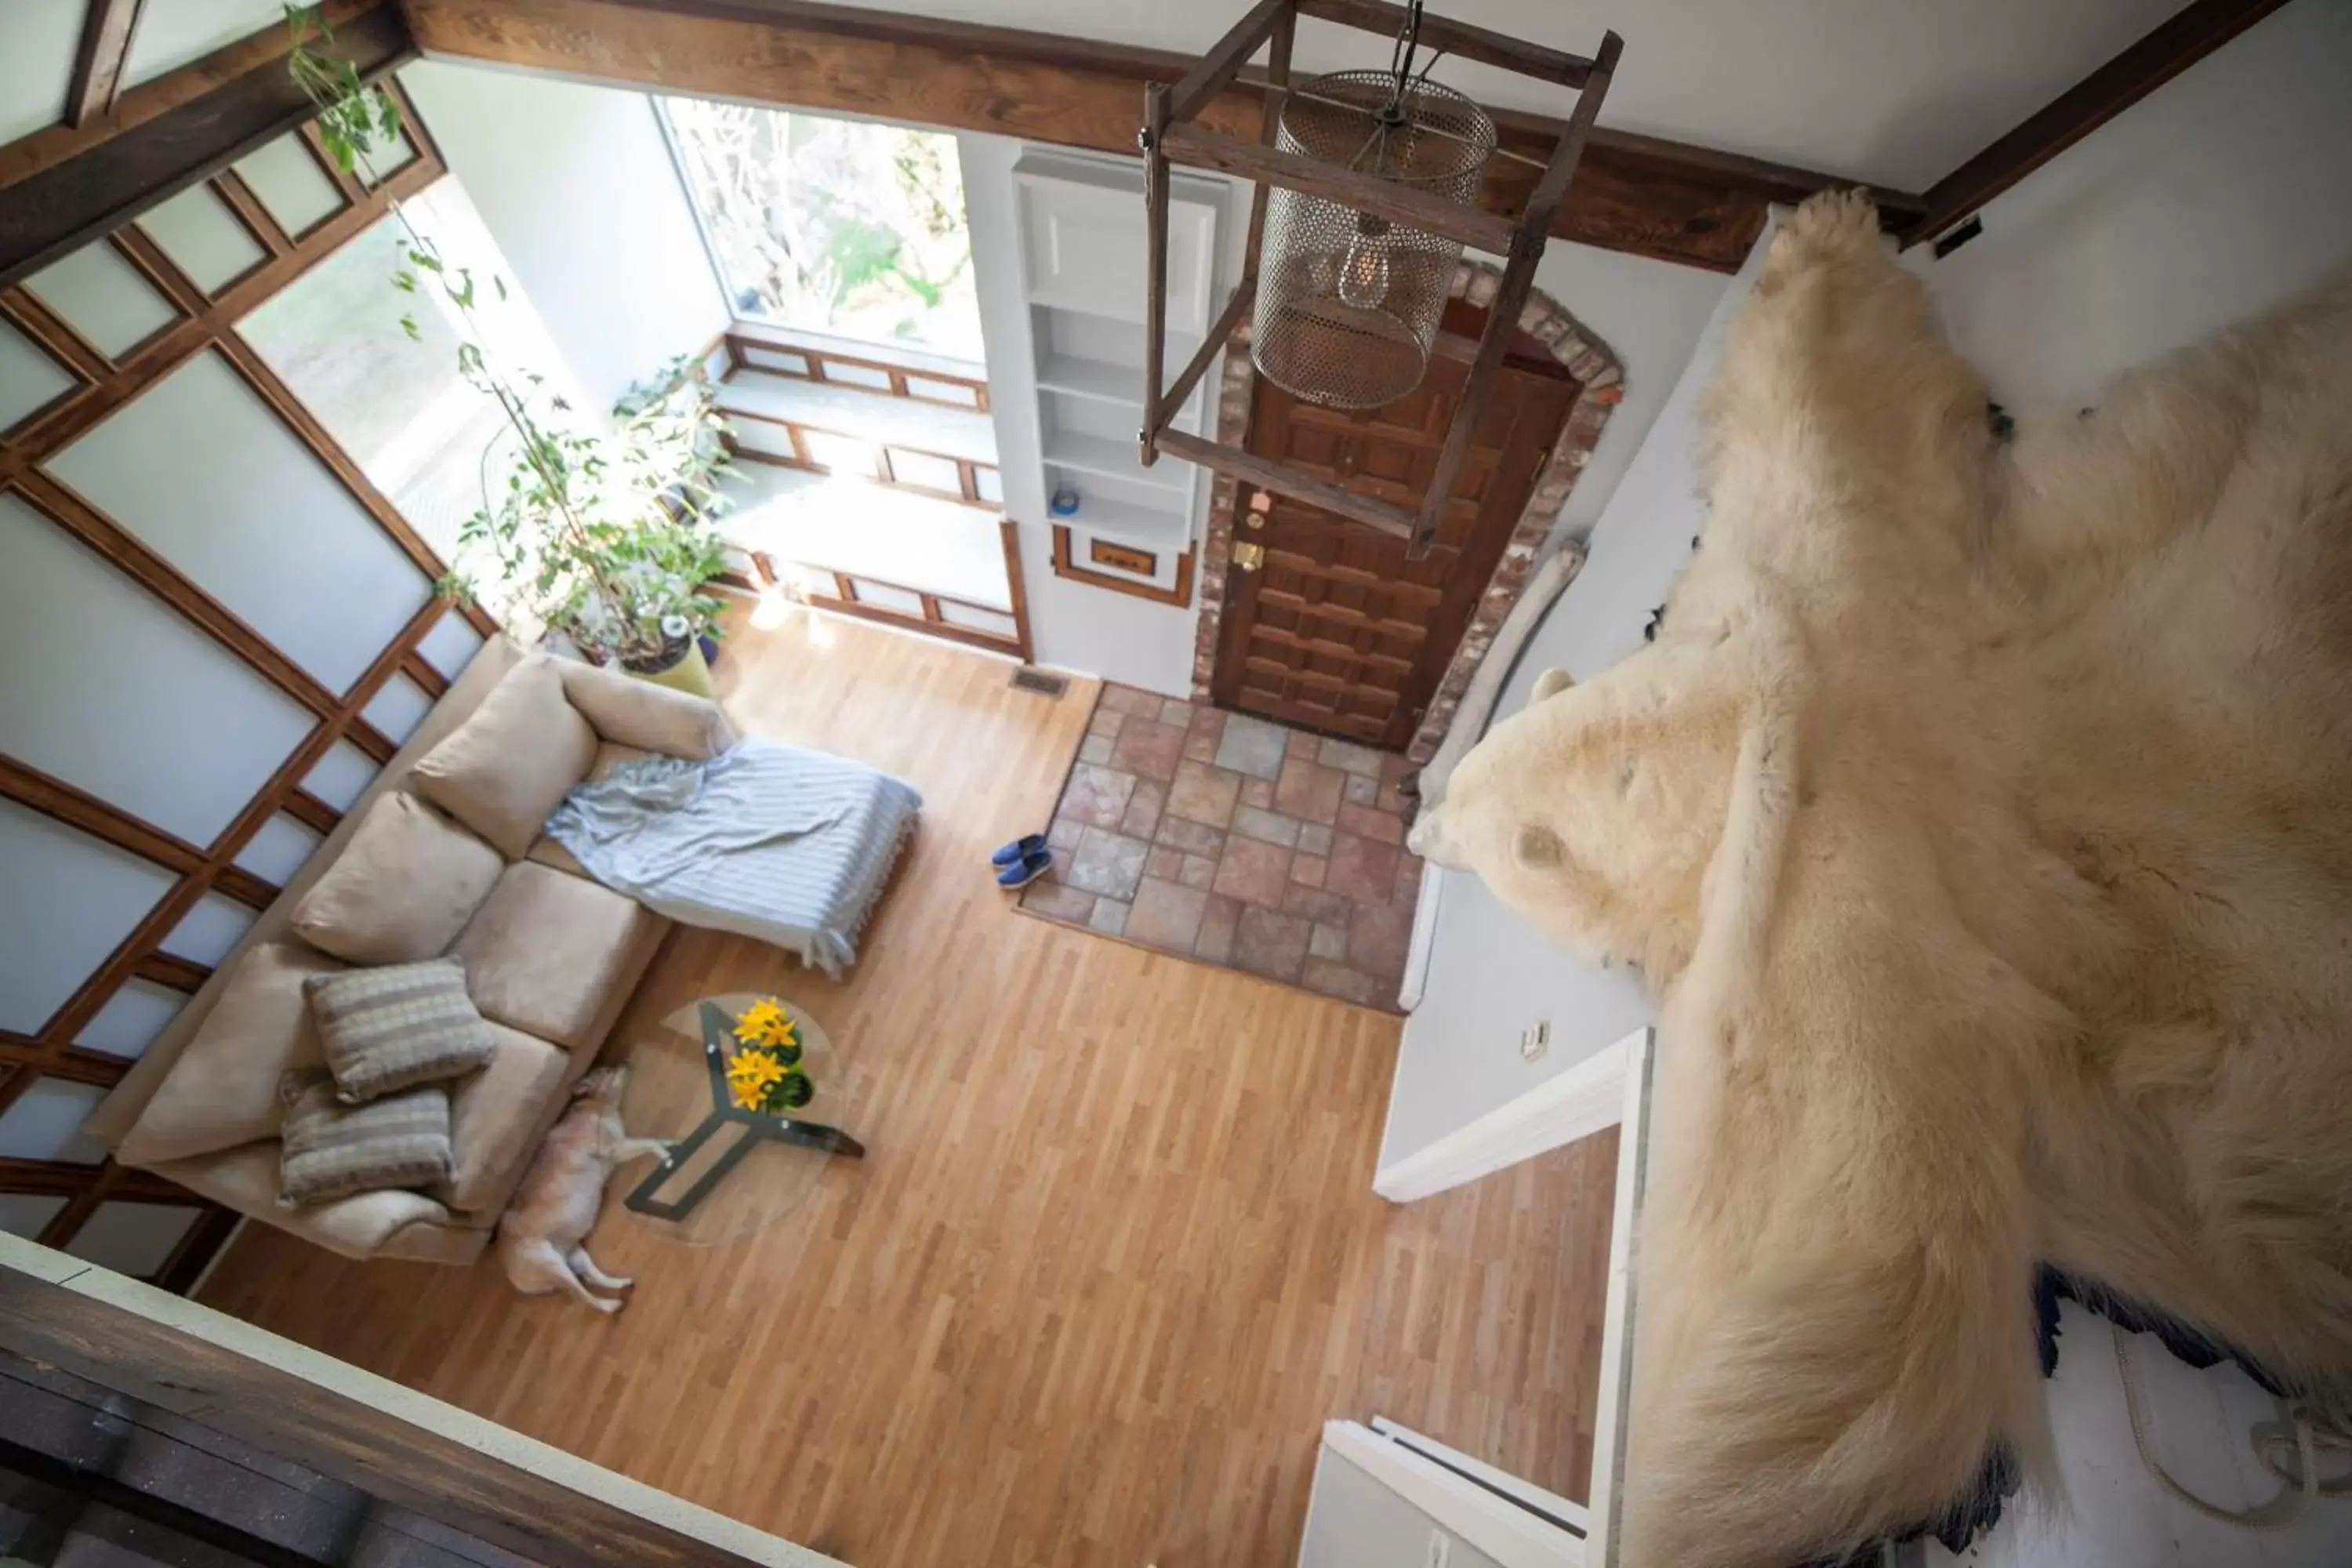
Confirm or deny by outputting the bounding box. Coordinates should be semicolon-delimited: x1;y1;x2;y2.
0;2;414;288
404;0;1923;274
1900;0;2291;247
65;0;150;128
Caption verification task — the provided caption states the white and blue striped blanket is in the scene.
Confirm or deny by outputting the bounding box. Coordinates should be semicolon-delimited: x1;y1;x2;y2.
544;741;920;978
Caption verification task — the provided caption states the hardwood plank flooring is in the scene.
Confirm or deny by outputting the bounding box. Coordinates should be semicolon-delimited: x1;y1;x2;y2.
201;607;1617;1568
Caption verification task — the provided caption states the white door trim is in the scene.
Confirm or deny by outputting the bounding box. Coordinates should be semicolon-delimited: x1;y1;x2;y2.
1585;1025;1658;1568
1320;1420;1585;1568
1372;1026;1642;1203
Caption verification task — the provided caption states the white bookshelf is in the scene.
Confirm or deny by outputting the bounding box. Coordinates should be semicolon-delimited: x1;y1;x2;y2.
1011;151;1225;564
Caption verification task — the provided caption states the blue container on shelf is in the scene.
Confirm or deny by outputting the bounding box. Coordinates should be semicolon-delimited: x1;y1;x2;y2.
1050;485;1080;517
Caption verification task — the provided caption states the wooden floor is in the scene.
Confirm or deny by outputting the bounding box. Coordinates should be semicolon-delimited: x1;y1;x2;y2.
202;607;1619;1568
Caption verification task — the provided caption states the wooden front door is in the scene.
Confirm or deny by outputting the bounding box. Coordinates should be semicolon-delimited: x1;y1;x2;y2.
1211;307;1581;751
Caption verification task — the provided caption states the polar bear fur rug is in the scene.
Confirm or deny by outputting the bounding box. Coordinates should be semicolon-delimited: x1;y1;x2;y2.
1407;190;2352;1566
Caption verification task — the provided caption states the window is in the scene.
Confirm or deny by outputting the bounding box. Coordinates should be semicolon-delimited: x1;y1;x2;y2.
659;99;983;361
236;176;575;607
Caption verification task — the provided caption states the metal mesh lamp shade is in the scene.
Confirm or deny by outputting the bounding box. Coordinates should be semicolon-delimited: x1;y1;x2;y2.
1250;71;1497;410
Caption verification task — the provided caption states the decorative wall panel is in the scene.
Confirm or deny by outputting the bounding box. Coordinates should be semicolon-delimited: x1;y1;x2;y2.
0;494;318;844
47;349;437;694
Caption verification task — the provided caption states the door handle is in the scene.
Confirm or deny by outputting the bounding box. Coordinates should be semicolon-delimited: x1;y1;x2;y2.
1234;541;1265;573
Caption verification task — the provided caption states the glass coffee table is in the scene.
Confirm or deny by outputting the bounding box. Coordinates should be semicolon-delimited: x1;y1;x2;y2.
616;993;864;1243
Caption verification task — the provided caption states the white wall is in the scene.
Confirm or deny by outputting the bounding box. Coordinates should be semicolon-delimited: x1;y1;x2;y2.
1529;241;1726;539
1378;220;1770;1171
960;133;1236;694
399;61;730;412
1918;0;2352;412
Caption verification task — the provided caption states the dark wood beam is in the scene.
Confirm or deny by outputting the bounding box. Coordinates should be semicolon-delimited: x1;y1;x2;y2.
1900;0;2291;246
66;0;150;128
0;2;414;287
404;0;1922;273
1;0;382;188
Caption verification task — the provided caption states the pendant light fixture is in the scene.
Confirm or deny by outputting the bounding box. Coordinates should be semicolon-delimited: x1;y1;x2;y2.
1137;0;1619;558
1251;9;1497;409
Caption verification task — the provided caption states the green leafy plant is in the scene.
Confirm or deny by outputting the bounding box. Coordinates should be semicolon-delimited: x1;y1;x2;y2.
286;5;732;670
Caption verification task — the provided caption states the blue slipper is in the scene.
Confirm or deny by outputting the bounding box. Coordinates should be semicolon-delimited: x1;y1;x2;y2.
991;833;1049;868
996;849;1052;890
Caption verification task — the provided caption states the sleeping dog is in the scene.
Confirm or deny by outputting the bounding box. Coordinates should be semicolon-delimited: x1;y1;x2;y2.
496;1065;670;1312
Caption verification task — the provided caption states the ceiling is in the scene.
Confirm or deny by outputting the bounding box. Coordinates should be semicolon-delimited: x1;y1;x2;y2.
837;0;2198;191
1;0;289;147
4;0;2196;191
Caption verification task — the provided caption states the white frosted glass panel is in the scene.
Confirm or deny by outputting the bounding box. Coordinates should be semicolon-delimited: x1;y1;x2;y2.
233;814;324;884
887;448;964;494
46;350;434;693
234;133;344;238
821;361;893;391
742;347;809;375
0;1195;67;1241
75;978;187;1061
362;128;421;185
0;492;315;845
973;466;1004;505
417;614;485;680
938;601;1019;637
162;892;256;967
361;673;434;742
852;581;926;615
24;242;180;358
122;0;285;87
137;183;268;293
0;1079;109;1164
0;0;82;145
64;1201;201;1277
0;800;176;1033
903;376;981;407
0;317;78;434
804;430;878;474
303;739;379;811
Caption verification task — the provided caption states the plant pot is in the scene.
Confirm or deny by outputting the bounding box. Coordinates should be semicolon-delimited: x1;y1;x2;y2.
622;634;717;699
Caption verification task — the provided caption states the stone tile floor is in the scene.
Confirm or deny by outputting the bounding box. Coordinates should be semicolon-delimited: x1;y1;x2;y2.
1018;683;1423;1010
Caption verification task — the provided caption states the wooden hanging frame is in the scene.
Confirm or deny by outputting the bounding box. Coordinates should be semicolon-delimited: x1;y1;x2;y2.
1137;0;1620;558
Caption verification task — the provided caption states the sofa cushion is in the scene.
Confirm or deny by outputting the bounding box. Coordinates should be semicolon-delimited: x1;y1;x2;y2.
289;793;503;965
117;943;342;1167
412;655;598;858
558;659;737;759
451;862;659;1047
444;1023;570;1213
276;1071;453;1208
304;958;499;1103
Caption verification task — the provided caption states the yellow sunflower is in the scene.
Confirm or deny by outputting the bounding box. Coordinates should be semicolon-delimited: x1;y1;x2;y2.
733;999;789;1044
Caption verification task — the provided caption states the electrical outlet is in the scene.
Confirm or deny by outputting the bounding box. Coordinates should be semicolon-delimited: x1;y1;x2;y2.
1519;1018;1551;1062
1423;1530;1451;1568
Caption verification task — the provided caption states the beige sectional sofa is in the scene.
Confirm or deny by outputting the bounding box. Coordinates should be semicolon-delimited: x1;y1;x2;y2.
88;639;739;1265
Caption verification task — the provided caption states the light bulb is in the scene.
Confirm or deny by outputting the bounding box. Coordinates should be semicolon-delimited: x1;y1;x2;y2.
1337;224;1392;310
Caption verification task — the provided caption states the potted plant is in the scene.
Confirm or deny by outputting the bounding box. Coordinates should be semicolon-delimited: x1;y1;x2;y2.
445;355;737;697
288;6;736;695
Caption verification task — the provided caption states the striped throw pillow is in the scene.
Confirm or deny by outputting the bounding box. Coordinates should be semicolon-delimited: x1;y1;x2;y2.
277;1070;453;1209
303;959;497;1104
